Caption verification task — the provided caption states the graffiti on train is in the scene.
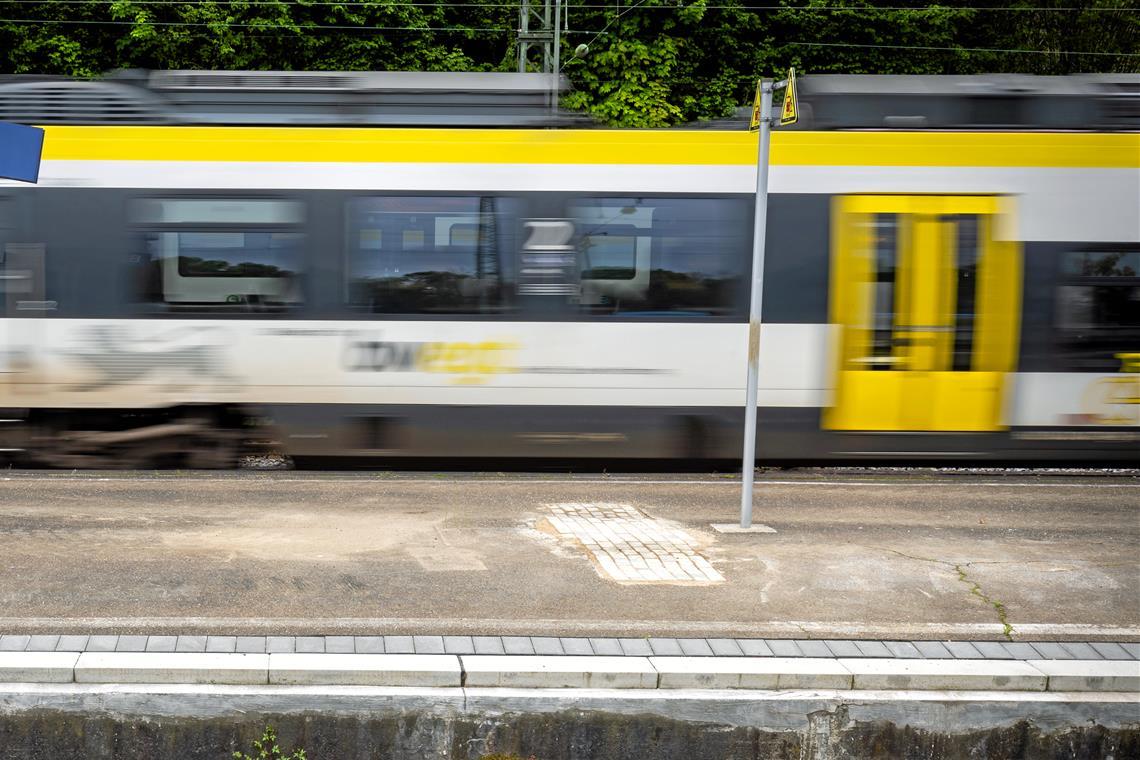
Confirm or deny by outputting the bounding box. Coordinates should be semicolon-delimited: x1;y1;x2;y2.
344;337;520;376
59;324;237;391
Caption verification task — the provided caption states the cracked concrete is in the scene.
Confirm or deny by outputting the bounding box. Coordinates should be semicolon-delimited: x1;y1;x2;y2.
870;547;1015;639
0;470;1135;639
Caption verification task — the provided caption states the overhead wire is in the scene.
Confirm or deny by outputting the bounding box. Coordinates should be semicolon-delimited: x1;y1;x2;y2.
0;15;1134;59
0;1;1134;9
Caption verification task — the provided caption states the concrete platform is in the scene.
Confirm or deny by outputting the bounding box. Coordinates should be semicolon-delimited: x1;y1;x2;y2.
0;470;1136;641
2;650;1135;693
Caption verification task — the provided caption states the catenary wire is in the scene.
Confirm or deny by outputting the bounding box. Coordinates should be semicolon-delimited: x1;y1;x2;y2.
1;16;1135;59
0;1;1135;9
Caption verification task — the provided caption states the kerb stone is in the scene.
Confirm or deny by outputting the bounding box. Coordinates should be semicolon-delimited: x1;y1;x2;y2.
74;652;268;685
269;654;460;687
652;657;852;690
461;655;656;689
840;658;1047;691
0;652;79;683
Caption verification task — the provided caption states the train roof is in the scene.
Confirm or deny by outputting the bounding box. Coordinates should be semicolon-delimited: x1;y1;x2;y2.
0;69;586;128
0;70;1135;130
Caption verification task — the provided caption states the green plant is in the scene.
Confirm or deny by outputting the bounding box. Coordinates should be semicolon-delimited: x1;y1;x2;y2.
233;726;307;760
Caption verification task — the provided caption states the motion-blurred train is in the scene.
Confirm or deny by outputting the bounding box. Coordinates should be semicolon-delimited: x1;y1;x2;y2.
0;71;1137;467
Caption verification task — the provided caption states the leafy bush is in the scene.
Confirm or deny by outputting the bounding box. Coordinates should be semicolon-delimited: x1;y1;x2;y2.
233;726;307;760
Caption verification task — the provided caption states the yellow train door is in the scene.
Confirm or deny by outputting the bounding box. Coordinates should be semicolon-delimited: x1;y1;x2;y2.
825;196;1022;432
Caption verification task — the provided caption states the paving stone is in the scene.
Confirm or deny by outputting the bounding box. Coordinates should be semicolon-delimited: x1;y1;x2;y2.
913;641;953;659
176;636;207;653
944;641;984;659
385;636;415;654
205;636;236;653
883;641;922;659
1120;642;1139;660
144;636;177;653
708;639;744;657
413;636;445;654
442;636;475;655
589;638;623;656
794;640;833;658
56;635;89;652
1031;642;1076;660
115;636;148;653
842;658;1046;691
355;637;385;654
270;653;461;687
767;640;802;657
325;636;355;654
502;637;535;655
86;636;119;653
1059;642;1102;660
0;636;30;652
295;637;325;654
266;636;295;654
75;652;269;685
678;639;715;657
542;503;724;584
26;635;60;652
1000;642;1041;659
648;638;684;656
854;641;892;658
559;638;594;656
1090;642;1132;660
531;637;565;656
653;657;852;690
737;639;774;657
472;637;505;655
972;642;1013;659
235;637;266;654
824;641;862;658
1031;659;1140;692
0;652;79;683
463;655;656;689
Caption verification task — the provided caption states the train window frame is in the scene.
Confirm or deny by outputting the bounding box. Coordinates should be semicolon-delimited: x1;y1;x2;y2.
1054;247;1140;372
343;194;520;318
127;194;307;317
567;195;750;321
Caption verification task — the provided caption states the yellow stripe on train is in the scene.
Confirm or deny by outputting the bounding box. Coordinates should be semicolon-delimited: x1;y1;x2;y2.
38;127;1140;169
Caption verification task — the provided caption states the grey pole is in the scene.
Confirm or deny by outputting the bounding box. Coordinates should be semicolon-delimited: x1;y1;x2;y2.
551;0;562;112
740;81;773;529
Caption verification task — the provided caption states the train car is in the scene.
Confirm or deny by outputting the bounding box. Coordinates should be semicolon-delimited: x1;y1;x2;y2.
0;71;1137;467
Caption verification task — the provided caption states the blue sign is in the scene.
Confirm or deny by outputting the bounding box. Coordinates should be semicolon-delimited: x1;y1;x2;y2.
0;122;45;183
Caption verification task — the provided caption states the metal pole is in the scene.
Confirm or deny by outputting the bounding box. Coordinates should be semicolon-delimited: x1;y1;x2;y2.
551;0;562;112
740;81;773;529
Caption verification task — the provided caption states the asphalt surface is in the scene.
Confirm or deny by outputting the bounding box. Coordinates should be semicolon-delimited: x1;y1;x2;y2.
0;470;1136;640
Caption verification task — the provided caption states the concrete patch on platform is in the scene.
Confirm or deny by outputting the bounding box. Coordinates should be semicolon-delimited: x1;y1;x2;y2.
537;503;724;584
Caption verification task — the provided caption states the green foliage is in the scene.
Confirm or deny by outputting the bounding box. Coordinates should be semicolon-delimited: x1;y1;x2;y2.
0;0;1134;126
233;726;307;760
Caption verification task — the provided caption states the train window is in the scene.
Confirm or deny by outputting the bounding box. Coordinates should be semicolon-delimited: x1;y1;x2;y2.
346;196;516;314
129;198;305;312
1056;249;1140;371
569;197;747;317
131;198;303;225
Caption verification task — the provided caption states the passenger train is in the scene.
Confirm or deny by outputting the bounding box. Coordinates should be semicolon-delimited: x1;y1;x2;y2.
0;71;1137;467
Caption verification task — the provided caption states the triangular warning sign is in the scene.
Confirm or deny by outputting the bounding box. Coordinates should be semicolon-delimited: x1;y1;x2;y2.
748;79;762;132
780;67;798;126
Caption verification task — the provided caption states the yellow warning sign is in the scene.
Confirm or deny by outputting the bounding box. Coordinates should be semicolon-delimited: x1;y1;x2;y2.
780;67;798;126
748;79;762;132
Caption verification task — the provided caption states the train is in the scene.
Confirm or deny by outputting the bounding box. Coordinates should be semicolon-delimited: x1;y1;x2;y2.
0;70;1137;467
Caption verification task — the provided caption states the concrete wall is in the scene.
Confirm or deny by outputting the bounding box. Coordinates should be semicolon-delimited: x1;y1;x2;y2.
0;687;1136;760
